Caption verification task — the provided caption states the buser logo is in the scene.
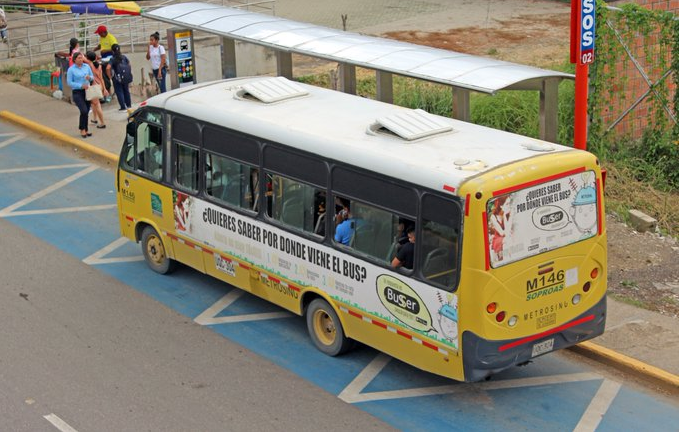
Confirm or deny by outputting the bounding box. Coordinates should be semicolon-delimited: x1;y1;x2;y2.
384;286;420;314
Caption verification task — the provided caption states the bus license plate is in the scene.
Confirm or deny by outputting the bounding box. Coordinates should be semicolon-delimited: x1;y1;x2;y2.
531;338;554;357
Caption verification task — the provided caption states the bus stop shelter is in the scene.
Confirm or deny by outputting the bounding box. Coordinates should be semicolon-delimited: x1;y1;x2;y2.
144;2;573;143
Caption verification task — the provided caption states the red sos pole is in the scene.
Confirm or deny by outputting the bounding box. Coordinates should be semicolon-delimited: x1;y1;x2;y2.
571;0;596;150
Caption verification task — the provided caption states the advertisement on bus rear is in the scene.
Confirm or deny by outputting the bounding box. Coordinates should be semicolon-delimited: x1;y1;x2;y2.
487;170;598;268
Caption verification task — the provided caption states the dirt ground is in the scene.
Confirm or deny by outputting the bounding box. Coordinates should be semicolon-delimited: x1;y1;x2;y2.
384;13;571;67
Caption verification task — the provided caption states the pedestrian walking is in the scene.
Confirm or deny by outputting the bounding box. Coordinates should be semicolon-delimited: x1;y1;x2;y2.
107;44;133;111
146;31;167;93
0;7;8;43
85;51;107;128
66;52;94;138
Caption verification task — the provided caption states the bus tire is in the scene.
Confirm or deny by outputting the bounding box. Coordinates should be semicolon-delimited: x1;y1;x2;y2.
141;226;176;274
306;298;353;356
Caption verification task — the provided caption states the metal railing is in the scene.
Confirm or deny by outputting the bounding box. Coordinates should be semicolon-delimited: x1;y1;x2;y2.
0;0;275;66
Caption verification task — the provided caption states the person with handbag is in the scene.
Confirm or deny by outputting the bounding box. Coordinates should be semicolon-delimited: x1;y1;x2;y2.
84;51;107;128
146;32;167;93
66;52;94;139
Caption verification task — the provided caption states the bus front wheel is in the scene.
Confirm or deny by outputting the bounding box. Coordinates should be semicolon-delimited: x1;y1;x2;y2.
141;226;176;274
306;299;353;356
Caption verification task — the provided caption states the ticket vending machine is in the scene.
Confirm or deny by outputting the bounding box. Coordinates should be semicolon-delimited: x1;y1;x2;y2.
167;29;197;89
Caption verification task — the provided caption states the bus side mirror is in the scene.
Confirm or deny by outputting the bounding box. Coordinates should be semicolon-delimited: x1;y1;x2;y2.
126;122;136;138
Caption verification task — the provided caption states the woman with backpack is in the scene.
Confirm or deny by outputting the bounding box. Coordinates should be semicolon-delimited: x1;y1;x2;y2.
107;44;132;111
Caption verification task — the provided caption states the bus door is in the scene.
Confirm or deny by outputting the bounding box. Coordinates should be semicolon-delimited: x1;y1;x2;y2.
118;110;173;248
168;133;205;273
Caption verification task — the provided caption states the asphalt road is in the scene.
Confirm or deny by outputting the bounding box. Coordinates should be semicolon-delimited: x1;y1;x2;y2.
0;219;392;431
0;122;677;432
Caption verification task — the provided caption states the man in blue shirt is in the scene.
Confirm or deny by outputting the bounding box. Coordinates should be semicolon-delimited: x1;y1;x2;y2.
334;207;356;246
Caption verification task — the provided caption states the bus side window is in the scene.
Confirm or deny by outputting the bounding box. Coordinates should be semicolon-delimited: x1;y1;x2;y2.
419;194;461;290
175;142;199;192
266;173;323;236
333;195;413;267
205;151;258;212
134;121;163;180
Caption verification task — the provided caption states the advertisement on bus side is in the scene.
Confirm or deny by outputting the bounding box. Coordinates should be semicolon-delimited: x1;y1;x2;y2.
171;191;460;351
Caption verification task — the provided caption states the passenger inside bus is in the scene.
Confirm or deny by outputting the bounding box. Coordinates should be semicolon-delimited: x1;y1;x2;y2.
334;201;355;246
391;227;415;269
314;193;326;236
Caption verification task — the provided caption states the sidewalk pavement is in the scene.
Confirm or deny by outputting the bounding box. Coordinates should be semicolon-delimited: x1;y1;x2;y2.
0;79;677;390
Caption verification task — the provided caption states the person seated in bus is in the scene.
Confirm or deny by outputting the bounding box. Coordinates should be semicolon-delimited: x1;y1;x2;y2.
314;196;326;236
334;205;358;246
395;220;414;249
334;197;350;225
391;227;415;269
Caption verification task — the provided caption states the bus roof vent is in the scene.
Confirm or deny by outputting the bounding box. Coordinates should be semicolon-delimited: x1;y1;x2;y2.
235;77;309;104
368;109;454;141
522;141;556;152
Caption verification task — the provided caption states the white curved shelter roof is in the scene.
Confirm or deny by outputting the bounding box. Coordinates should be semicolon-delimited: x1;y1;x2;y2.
144;2;573;94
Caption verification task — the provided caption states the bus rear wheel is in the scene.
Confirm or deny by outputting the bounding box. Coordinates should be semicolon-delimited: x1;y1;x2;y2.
306;298;353;356
141;226;176;274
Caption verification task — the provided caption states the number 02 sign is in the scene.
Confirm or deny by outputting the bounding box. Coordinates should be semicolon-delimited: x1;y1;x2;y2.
578;0;595;65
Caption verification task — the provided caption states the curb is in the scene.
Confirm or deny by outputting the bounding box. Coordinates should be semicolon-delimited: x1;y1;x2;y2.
1;110;678;392
0;110;119;165
570;341;679;392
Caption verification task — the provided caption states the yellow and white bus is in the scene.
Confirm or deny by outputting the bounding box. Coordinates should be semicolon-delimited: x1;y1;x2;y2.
116;76;606;382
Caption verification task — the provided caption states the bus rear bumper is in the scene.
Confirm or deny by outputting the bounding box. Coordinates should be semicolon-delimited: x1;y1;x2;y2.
462;295;606;382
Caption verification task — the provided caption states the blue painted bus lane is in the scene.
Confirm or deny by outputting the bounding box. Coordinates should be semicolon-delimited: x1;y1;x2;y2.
0;122;677;431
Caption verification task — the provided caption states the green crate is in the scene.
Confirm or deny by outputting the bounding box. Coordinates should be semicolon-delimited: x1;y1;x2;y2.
30;70;51;86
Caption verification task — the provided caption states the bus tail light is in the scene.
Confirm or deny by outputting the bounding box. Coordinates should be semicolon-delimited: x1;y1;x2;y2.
583;281;591;292
572;294;581;305
495;311;506;323
486;302;497;314
590;267;599;279
508;315;518;327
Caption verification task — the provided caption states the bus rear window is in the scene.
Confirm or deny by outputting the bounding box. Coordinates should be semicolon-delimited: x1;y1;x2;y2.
487;170;598;268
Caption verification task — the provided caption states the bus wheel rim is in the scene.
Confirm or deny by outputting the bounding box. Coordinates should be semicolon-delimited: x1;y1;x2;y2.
313;309;335;346
147;235;165;264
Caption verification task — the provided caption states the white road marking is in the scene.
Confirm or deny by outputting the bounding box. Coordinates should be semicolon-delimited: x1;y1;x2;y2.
83;236;145;265
574;379;622;432
43;413;79;432
340;371;602;404
4;204;116;217
0;164;90;174
194;290;292;325
0;165;98;216
0;133;25;149
0;163;90;174
338;353;391;402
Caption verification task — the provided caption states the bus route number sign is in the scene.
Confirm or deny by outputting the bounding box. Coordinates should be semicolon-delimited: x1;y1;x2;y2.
579;0;595;65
